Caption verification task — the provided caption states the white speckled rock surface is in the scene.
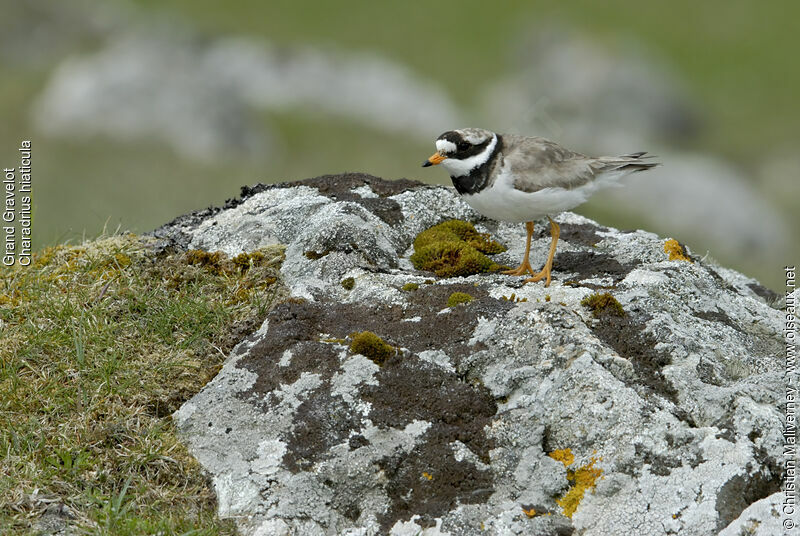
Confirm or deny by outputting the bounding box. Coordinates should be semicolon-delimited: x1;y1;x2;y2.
153;173;792;536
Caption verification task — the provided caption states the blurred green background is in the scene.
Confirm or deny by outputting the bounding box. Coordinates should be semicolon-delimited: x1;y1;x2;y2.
0;0;797;289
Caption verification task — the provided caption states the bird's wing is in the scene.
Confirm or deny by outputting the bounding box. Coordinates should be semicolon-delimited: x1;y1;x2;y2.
503;135;655;193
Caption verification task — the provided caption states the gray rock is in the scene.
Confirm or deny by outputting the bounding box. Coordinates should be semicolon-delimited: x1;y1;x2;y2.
32;27;272;163
481;25;699;154
32;27;461;162
160;174;792;535
0;0;121;68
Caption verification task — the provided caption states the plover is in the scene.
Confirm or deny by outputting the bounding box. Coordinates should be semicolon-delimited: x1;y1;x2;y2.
423;128;658;287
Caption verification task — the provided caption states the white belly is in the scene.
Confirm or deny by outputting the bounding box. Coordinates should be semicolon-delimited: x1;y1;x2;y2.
461;166;628;223
462;172;586;223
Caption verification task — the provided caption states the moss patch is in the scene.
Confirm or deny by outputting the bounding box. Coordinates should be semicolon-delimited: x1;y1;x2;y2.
447;292;474;307
664;239;693;262
186;248;282;276
349;331;396;366
410;220;506;278
341;277;355;290
401;282;420;292
581;292;625;318
413;220;505;253
0;233;285;534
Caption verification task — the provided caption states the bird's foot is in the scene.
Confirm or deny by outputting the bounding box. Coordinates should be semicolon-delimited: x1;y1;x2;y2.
502;261;535;277
524;265;552;287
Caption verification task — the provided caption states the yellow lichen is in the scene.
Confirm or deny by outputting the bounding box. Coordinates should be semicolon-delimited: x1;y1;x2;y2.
664;239;692;262
548;448;575;468
349;331;396;366
556;456;604;518
447;292;474;307
409;220;506;278
522;507;536;518
422;472;433;481
580;292;625;318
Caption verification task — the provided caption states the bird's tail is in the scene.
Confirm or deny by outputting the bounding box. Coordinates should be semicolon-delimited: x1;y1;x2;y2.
596;152;660;173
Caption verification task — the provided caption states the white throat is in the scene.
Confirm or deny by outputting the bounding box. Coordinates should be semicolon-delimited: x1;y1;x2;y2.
441;134;497;177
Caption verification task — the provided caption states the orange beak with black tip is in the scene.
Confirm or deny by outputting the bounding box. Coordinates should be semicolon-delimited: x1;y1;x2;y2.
422;152;447;167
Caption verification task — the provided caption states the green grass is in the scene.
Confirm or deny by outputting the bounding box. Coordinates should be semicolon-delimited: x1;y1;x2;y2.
0;234;286;534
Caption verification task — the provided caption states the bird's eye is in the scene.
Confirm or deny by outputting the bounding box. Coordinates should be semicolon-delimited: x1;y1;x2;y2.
457;142;470;151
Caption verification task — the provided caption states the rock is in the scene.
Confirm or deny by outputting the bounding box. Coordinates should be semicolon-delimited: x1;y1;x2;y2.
157;173;791;535
0;0;121;68
717;492;785;536
480;25;699;154
32;27;461;162
31;28;273;163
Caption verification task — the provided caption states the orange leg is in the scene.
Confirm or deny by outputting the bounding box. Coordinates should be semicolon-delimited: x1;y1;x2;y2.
502;221;535;276
525;217;560;287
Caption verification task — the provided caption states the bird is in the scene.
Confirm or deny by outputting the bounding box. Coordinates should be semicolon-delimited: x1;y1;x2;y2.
422;128;658;287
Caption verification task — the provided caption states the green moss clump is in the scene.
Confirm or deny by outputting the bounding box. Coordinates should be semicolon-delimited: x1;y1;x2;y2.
185;249;225;272
447;292;475;307
232;250;272;273
410;220;506;278
401;282;420;291
581;292;625;318
186;248;285;277
349;331;396;366
341;277;355;290
412;220;505;253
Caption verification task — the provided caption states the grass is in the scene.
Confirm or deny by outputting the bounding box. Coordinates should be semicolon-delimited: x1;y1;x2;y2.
0;233;286;535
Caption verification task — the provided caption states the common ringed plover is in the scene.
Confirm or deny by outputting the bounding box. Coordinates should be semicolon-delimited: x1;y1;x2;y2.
423;128;658;287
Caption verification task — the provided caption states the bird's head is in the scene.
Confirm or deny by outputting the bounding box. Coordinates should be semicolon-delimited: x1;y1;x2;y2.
422;128;497;177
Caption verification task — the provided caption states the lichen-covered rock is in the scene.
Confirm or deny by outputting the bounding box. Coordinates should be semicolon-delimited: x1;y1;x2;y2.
154;173;794;535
